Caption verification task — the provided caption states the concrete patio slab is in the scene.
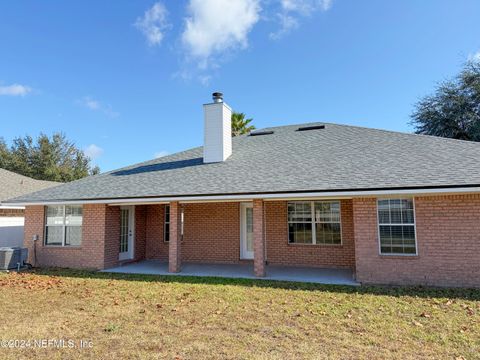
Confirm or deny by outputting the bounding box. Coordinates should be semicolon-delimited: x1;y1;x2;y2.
102;260;359;286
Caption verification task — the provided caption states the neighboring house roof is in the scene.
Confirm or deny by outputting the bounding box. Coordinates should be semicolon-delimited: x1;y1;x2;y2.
0;168;60;203
6;122;480;204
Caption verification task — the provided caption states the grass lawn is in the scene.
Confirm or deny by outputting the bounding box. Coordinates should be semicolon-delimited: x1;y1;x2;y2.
0;269;479;359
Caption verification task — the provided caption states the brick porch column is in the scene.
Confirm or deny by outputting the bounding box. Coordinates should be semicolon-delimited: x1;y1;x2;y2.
253;199;266;277
168;201;181;273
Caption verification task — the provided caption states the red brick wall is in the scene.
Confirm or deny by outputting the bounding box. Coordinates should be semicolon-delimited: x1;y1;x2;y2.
354;195;480;287
24;201;355;269
24;204;124;269
253;199;266;276
23;194;480;287
23;206;43;264
265;200;356;269
143;201;355;269
145;203;241;263
168;202;182;272
24;204;113;270
134;205;147;262
103;206;120;269
145;205;168;260
181;202;241;263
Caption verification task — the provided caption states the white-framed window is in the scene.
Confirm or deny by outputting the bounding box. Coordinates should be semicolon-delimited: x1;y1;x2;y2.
164;205;183;242
287;201;342;245
164;205;170;242
45;205;83;246
377;199;417;255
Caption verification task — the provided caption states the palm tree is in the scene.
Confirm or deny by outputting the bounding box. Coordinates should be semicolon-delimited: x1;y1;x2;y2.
231;112;255;136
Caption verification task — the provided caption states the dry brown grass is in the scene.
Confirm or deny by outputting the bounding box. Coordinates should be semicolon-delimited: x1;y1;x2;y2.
0;268;479;359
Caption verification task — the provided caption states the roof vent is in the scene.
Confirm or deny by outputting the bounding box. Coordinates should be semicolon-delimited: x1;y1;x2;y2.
297;125;325;131
212;92;223;103
250;130;274;136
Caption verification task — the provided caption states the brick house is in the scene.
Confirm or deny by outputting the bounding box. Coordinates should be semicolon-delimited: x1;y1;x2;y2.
5;93;480;287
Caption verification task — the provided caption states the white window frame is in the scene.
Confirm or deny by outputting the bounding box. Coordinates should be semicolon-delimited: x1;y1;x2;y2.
376;197;418;256
164;205;170;243
164;205;184;243
287;201;342;245
44;205;83;247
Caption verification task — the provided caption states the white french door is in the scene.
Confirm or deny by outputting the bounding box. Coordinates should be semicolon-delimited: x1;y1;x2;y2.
240;203;254;259
119;206;135;261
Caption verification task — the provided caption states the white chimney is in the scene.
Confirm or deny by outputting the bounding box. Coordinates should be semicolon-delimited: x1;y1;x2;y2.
203;92;232;163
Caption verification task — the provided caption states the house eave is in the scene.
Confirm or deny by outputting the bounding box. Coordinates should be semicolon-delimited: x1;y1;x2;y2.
4;184;480;206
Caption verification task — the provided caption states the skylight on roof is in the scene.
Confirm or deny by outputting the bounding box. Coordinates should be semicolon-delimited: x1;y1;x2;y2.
249;130;274;136
297;125;325;131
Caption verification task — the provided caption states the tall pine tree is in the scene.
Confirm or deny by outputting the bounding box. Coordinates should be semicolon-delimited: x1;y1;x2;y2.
0;133;99;182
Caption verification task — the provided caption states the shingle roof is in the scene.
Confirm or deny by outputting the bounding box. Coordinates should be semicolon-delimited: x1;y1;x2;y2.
6;122;480;203
0;169;60;203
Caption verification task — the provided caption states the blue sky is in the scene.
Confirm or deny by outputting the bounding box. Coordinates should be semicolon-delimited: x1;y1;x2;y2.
1;0;479;171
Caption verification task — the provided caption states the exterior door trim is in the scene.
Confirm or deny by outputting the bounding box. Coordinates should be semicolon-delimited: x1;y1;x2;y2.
119;205;135;261
240;202;254;260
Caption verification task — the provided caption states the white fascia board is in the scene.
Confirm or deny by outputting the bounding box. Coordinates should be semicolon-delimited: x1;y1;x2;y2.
0;205;25;209
3;186;480;206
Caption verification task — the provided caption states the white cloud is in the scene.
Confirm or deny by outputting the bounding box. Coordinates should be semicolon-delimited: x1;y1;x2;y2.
281;0;332;14
0;84;32;96
269;13;299;40
135;2;170;46
84;144;104;160
83;97;100;110
182;0;261;68
198;75;212;86
78;96;119;118
102;105;119;118
154;150;169;158
270;0;332;39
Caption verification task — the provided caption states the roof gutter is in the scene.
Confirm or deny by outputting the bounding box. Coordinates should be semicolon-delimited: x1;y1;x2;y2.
4;185;480;206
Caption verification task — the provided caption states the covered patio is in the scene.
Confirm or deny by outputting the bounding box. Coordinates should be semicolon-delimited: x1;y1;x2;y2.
102;260;359;286
101;198;358;286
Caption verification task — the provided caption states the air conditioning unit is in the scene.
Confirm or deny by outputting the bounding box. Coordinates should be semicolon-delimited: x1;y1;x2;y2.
0;247;29;270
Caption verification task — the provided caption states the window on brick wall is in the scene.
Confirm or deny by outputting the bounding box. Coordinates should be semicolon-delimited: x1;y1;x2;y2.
45;205;82;246
164;205;183;242
164;205;170;242
288;201;342;244
377;199;417;255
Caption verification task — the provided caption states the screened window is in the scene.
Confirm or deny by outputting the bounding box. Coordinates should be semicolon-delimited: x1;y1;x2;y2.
45;205;83;246
377;199;416;255
288;201;342;244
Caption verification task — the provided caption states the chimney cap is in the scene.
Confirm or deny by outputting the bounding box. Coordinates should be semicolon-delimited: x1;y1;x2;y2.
212;92;223;103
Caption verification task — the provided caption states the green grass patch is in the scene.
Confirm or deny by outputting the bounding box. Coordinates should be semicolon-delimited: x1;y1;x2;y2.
0;268;479;359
